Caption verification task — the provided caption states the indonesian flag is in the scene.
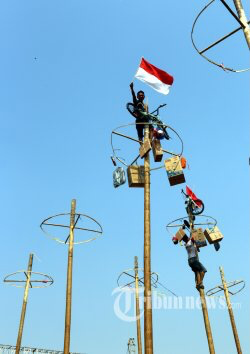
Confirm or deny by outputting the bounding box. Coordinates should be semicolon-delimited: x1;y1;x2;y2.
186;186;202;207
135;58;174;95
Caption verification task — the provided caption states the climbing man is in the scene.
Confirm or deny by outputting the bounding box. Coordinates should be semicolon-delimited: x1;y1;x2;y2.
129;82;149;141
173;233;207;290
184;235;207;290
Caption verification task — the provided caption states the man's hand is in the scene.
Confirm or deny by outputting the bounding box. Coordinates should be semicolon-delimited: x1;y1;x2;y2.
130;82;134;89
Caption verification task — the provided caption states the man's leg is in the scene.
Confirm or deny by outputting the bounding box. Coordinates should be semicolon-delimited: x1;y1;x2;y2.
195;271;200;288
200;271;205;283
196;271;205;290
136;123;144;142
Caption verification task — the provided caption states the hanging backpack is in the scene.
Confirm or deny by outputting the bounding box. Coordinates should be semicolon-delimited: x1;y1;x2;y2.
113;167;126;188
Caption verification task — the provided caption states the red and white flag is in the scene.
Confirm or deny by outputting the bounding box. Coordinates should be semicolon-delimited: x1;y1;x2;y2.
135;58;174;95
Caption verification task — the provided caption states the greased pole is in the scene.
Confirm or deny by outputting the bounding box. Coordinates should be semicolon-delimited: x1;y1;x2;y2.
15;254;33;354
63;199;76;354
144;125;153;354
134;256;143;354
219;267;242;354
233;0;250;49
188;213;215;354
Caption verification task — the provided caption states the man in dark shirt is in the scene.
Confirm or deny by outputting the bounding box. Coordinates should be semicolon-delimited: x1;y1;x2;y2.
129;82;149;141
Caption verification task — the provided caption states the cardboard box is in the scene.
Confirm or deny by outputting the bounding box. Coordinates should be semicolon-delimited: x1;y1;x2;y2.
127;166;145;188
164;157;185;186
140;140;151;158
152;139;163;162
204;226;224;244
175;227;186;241
192;228;207;247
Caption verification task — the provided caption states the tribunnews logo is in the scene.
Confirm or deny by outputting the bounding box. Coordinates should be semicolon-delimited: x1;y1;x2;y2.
112;287;241;322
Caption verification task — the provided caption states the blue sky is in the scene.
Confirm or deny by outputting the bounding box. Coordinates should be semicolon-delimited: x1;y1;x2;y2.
0;0;249;353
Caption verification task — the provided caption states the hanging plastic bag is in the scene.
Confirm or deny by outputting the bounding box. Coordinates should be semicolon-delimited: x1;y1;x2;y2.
180;156;187;169
113;167;126;188
153;128;165;140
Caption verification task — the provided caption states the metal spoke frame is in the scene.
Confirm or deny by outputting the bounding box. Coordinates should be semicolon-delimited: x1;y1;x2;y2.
3;271;53;289
40;212;103;244
111;122;184;171
166;215;217;236
206;279;245;296
117;268;159;289
191;0;250;73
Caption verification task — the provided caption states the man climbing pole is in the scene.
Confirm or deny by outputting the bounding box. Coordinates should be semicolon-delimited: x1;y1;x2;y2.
173;233;207;290
129;82;149;141
184;234;207;290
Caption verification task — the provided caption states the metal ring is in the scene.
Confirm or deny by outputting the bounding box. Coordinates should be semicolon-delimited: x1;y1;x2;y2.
166;215;217;235
191;0;249;73
4;271;54;288
117;268;159;289
40;213;103;245
206;279;245;296
111;122;184;171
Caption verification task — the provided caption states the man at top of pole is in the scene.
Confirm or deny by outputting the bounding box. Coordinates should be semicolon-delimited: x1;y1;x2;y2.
129;58;174;142
129;82;149;141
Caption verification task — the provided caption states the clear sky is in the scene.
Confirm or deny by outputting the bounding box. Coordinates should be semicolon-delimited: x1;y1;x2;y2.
0;0;249;353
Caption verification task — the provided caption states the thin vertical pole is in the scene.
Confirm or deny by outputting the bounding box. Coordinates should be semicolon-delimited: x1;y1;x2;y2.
63;199;76;354
219;267;242;354
143;125;153;354
233;0;250;49
188;213;215;354
134;256;142;354
15;253;33;354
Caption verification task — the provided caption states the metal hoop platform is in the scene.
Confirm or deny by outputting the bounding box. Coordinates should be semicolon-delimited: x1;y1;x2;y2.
166;215;217;236
117;268;159;289
206;279;245;296
40;213;103;244
191;0;250;73
4;271;53;288
111;122;184;171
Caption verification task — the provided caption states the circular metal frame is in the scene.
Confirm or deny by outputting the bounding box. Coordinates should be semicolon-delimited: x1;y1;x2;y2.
4;271;54;288
191;0;249;73
206;279;245;296
166;215;217;236
111;122;184;171
40;213;103;245
117;268;159;289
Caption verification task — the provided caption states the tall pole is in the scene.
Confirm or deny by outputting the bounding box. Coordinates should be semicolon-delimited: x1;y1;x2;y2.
199;288;216;354
233;0;250;49
134;256;143;354
63;199;76;354
143;125;153;354
15;253;33;354
188;213;215;354
219;266;242;354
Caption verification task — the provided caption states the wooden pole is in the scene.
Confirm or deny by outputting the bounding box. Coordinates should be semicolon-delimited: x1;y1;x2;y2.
233;0;250;49
219;267;242;354
15;253;33;354
134;256;142;354
188;213;215;354
199;288;216;354
143;125;153;354
63;199;76;354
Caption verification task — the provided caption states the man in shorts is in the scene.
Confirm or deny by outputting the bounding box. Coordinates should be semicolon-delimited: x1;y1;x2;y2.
184;235;207;290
